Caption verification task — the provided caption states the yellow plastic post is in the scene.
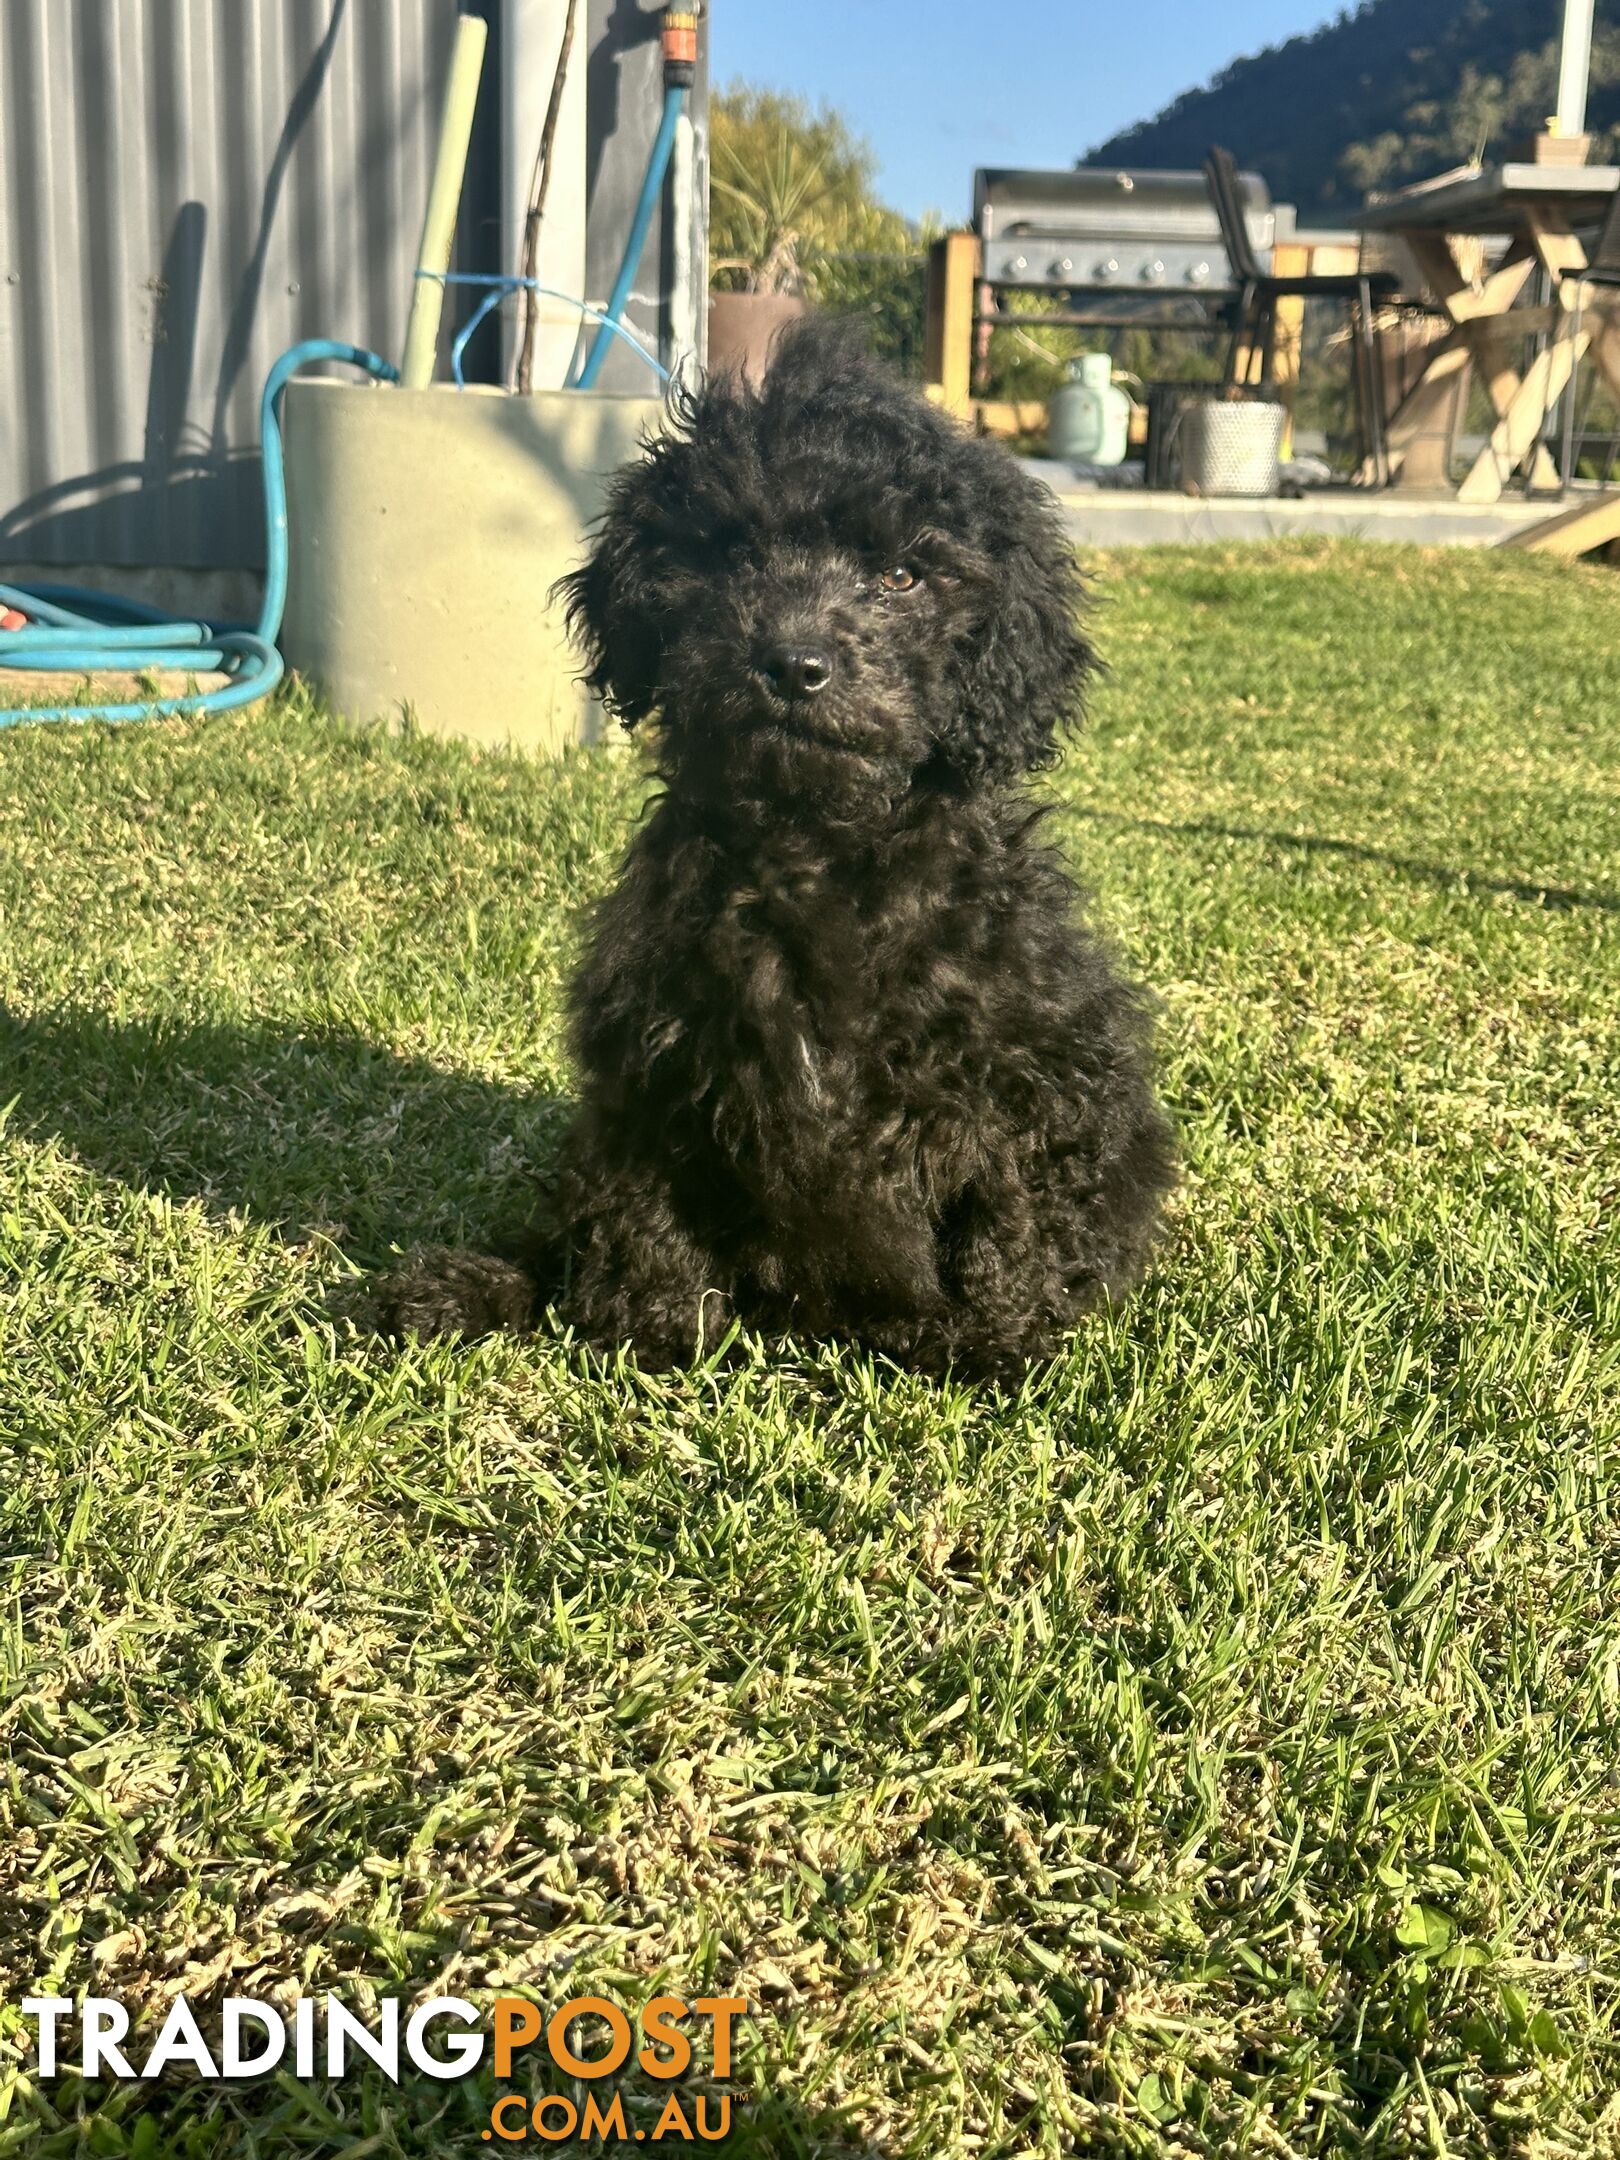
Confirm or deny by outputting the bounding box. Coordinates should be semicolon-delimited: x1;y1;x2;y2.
400;14;489;389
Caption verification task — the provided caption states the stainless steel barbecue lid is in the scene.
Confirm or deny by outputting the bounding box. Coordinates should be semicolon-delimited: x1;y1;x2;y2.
973;167;1277;296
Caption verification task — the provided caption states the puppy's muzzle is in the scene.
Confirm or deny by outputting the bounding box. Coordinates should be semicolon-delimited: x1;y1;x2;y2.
758;638;835;702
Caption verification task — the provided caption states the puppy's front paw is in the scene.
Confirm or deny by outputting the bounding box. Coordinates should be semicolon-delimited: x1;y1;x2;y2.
368;1247;538;1342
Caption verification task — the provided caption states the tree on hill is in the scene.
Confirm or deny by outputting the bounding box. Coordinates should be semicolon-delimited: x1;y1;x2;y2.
1084;0;1620;217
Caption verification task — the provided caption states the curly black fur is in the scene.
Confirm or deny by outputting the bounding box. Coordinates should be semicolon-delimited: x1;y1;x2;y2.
378;323;1175;1376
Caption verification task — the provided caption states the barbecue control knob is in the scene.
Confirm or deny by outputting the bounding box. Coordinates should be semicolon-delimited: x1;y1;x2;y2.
1051;256;1074;279
1094;256;1120;280
1186;260;1212;284
1142;258;1166;282
1008;253;1028;275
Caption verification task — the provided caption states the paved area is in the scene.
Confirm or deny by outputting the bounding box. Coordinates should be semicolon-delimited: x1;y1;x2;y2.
1022;465;1562;548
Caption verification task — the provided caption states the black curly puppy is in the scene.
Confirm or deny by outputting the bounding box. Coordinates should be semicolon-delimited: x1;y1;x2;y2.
381;323;1174;1376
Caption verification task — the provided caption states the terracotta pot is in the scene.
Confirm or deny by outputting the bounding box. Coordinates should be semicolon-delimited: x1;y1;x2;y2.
706;292;809;385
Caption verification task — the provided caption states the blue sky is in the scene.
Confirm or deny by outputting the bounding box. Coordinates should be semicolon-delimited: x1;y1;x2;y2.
710;1;1346;221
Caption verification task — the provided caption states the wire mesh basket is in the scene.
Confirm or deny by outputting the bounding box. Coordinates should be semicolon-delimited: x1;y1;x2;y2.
1180;397;1288;497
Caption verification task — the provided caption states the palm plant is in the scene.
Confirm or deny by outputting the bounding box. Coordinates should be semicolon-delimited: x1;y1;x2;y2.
710;128;835;295
709;87;891;296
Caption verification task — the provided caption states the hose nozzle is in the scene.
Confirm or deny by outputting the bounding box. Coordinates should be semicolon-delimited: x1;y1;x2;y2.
662;7;698;87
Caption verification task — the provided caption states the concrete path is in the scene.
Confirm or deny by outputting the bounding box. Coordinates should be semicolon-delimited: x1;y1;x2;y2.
1021;465;1562;549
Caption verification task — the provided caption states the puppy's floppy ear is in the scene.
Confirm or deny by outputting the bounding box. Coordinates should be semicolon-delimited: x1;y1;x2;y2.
555;471;666;729
942;459;1096;783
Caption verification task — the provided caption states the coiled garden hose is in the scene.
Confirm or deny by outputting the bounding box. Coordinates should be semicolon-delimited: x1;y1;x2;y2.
0;339;398;730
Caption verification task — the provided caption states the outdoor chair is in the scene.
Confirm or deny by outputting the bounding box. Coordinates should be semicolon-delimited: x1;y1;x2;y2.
1203;144;1401;484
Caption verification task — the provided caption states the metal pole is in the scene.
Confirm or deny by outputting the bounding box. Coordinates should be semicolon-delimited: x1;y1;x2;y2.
401;14;489;389
1556;0;1595;138
668;109;698;382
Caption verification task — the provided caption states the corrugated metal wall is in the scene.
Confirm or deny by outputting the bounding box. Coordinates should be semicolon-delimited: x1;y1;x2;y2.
0;0;470;570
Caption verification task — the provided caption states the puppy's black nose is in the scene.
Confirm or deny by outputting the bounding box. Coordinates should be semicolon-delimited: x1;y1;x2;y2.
760;640;835;700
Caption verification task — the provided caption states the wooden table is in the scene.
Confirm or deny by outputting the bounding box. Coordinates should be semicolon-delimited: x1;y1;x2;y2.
1361;162;1620;500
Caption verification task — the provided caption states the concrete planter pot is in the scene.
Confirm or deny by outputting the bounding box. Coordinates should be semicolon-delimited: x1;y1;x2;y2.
281;380;663;751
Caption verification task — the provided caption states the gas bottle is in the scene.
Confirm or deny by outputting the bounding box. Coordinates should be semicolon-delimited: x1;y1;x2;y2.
1047;353;1131;465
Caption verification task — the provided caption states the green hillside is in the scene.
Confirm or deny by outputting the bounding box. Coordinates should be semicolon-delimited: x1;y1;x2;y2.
1085;0;1620;219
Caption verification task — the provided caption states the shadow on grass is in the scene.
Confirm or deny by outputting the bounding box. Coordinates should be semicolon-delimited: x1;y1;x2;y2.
0;1004;565;1266
1073;809;1620;914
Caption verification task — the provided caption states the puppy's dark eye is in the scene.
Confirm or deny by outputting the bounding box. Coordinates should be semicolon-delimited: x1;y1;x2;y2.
880;565;919;593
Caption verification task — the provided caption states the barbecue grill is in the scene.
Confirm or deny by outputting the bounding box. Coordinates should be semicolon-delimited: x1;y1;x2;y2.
972;166;1282;328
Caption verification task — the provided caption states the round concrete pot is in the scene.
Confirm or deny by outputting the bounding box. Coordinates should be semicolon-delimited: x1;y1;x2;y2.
280;381;662;750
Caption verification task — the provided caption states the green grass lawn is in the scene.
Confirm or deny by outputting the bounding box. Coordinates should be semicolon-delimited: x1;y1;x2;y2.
0;541;1617;2159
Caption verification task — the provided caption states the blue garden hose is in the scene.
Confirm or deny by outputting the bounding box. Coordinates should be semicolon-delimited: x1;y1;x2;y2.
420;271;669;390
0;288;668;732
574;83;688;390
2;0;694;732
0;339;397;729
